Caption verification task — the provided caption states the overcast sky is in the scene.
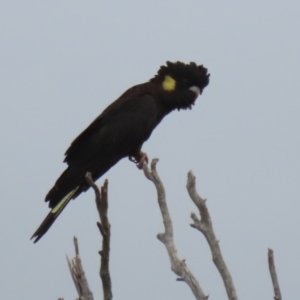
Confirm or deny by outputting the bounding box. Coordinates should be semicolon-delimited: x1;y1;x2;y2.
1;1;300;299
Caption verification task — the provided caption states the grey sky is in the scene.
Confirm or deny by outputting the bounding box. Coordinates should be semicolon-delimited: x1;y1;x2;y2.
1;0;300;299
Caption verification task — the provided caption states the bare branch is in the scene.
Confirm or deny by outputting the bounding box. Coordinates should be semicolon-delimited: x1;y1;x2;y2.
85;173;112;300
66;237;94;300
143;159;208;300
268;249;282;300
187;171;238;300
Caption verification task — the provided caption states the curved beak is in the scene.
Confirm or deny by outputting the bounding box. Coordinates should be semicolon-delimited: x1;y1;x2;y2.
189;86;201;97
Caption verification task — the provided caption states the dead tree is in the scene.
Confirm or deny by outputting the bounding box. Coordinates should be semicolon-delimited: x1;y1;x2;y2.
65;159;282;300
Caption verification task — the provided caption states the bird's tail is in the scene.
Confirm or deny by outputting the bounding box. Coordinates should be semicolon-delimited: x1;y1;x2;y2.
31;186;79;243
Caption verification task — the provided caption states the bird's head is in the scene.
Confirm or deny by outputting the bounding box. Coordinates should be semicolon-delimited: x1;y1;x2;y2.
151;61;210;110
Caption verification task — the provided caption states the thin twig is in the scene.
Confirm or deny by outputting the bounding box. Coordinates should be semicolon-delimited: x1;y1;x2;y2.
186;171;238;300
86;173;112;300
142;159;208;300
66;237;94;300
268;249;282;300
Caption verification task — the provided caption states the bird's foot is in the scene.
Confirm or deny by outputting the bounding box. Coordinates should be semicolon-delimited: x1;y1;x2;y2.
129;151;149;169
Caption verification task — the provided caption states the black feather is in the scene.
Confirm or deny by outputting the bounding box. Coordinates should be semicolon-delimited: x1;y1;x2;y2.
31;61;210;242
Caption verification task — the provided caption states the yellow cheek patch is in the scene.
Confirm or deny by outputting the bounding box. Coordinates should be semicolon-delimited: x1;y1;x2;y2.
162;75;176;91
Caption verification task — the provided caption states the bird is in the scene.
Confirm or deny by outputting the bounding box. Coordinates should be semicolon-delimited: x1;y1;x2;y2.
31;61;210;242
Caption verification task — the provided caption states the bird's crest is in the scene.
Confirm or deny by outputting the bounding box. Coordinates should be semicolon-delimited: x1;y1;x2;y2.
151;61;210;92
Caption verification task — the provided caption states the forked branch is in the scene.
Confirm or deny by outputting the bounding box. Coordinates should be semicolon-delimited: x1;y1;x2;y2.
66;236;94;300
143;159;208;300
187;171;238;300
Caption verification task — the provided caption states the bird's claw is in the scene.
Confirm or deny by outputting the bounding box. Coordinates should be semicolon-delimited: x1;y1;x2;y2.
128;156;137;163
129;151;149;169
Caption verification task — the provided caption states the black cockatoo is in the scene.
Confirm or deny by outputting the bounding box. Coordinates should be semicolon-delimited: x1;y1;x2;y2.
31;61;210;242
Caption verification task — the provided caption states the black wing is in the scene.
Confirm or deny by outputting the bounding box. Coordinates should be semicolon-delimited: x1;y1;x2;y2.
64;85;158;166
46;86;159;207
32;87;159;242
